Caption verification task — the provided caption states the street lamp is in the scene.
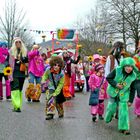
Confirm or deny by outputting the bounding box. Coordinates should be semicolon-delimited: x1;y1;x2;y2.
51;31;56;54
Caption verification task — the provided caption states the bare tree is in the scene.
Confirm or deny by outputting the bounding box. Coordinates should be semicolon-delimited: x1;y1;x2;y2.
100;0;140;50
0;0;34;48
74;6;111;56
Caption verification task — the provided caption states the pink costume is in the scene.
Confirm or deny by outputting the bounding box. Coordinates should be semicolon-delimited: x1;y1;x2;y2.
88;73;108;116
70;64;76;97
0;43;11;100
134;96;140;116
28;50;44;77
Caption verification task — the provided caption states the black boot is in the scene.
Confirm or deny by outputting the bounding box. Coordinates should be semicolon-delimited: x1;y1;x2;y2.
92;115;97;122
32;100;40;102
45;114;54;120
27;97;31;102
59;114;64;118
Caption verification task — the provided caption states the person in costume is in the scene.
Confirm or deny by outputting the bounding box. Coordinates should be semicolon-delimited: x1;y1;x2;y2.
105;57;137;135
88;54;101;75
104;41;124;119
42;56;65;120
104;41;124;77
9;37;28;112
62;50;80;99
100;56;107;65
88;64;108;122
40;53;49;93
25;44;44;102
133;47;140;118
0;42;11;100
83;56;91;92
70;63;77;97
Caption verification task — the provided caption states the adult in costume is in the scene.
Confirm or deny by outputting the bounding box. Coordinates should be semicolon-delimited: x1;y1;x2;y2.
62;51;80;99
25;45;44;102
9;37;28;112
105;57;137;135
42;56;65;120
0;42;11;100
83;56;91;92
104;41;124;119
104;41;124;77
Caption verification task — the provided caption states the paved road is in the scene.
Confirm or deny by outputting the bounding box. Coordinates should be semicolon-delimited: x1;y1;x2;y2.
0;81;140;140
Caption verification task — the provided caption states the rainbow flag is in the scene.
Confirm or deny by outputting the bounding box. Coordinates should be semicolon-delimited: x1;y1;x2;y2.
57;29;75;40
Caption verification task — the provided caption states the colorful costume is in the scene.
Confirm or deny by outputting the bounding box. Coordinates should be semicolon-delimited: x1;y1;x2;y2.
42;56;65;120
104;41;124;77
105;57;137;133
88;64;108;121
25;49;44;102
70;63;76;97
133;53;140;117
63;53;80;99
0;42;11;100
9;38;28;112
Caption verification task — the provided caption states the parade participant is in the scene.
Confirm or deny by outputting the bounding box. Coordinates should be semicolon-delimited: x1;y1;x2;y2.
62;50;80;99
70;63;77;97
88;54;101;75
105;57;137;135
9;37;28;112
88;64;108;122
41;53;49;71
25;44;44;102
42;56;65;120
104;41;124;119
41;53;50;93
83;56;90;92
93;54;101;66
133;47;140;118
0;42;11;100
104;41;124;77
100;56;107;65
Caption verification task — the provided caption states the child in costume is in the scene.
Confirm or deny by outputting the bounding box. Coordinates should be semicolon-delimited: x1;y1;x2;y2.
88;64;108;122
0;42;11;100
88;54;101;75
105;57;137;135
25;45;44;102
9;37;28;112
42;56;65;120
133;48;140;118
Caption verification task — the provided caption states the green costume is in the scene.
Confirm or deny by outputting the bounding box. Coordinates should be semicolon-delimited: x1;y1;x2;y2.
9;48;28;112
105;57;137;131
11;90;22;110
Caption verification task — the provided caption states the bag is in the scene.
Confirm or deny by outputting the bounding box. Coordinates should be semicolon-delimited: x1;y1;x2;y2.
20;63;26;72
55;90;66;104
89;88;99;105
51;72;66;104
89;77;105;105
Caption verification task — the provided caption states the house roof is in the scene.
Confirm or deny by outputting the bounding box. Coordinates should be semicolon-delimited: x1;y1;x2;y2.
39;39;76;50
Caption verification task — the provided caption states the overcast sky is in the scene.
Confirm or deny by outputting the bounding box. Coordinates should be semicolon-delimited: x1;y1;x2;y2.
0;0;97;43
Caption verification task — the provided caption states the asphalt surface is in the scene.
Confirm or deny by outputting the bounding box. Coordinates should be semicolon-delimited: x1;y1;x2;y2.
0;80;140;140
